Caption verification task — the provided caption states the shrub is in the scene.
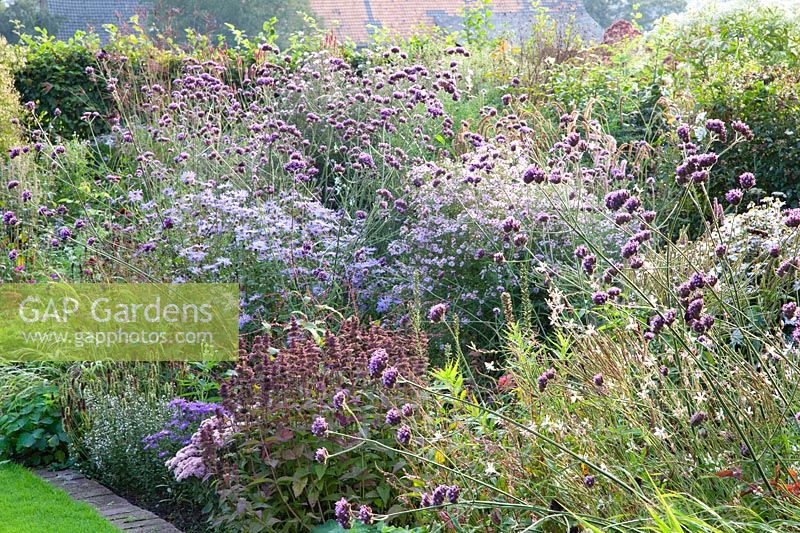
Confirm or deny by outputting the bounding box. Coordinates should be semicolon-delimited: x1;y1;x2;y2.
164;317;428;531
661;5;800;203
0;366;68;466
549;5;800;202
13;32;113;138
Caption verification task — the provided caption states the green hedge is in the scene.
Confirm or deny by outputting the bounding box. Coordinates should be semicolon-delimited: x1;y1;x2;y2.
13;32;112;138
546;6;800;202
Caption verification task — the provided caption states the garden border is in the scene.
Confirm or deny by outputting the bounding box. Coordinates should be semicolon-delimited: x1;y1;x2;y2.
34;469;183;533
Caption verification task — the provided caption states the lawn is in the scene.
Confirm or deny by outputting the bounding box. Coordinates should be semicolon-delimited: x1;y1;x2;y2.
0;464;117;533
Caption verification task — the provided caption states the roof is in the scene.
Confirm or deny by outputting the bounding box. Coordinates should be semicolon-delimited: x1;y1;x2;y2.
45;0;150;42
309;0;603;44
42;0;602;45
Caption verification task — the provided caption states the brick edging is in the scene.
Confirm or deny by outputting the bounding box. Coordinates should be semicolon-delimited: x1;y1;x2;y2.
34;469;183;533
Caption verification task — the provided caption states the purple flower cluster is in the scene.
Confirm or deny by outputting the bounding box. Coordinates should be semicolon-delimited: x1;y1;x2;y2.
537;367;556;392
428;302;449;323
311;416;329;437
783;208;800;228
143;399;225;457
420;484;460;507
676;152;718;185
165;414;231;481
705;119;727;142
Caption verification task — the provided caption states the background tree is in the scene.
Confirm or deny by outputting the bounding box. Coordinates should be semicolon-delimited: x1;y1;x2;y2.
147;0;310;45
582;0;687;30
0;0;59;43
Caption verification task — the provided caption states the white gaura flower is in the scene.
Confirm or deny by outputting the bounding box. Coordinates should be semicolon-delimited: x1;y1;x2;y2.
654;427;669;440
693;391;708;404
484;462;498;476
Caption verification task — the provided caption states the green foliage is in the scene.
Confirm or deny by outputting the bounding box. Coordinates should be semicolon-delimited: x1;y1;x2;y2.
660;6;800;203
460;0;496;47
551;5;800;202
0;0;60;44
147;0;310;46
13;31;111;138
212;425;408;532
0;377;68;466
546;36;675;145
582;0;686;30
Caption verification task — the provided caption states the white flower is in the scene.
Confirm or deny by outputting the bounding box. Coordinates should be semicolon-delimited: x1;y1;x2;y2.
484;462;498;475
693;391;707;404
653;427;669;440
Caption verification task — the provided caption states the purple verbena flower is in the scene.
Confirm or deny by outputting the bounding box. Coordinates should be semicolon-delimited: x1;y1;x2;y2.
592;291;608;305
738;172;756;189
315;447;328;463
357;505;373;525
446;485;460;504
783;209;800;228
677;123;691;142
523;165;546;184
334;498;351;529
725;189;743;205
731;120;754;140
311;416;328;437
385;408;402;426
428;303;448;323
604;189;631;211
332;390;346;411
537;374;548;392
705;119;727;142
397;424;412;445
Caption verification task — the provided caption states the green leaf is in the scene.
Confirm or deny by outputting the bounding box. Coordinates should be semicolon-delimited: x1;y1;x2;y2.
377;483;391;506
291;475;308;498
17;432;38;449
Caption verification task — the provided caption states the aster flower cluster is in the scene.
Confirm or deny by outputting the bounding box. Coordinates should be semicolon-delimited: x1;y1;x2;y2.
143;399;226;457
375;120;630;323
699;197;799;282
